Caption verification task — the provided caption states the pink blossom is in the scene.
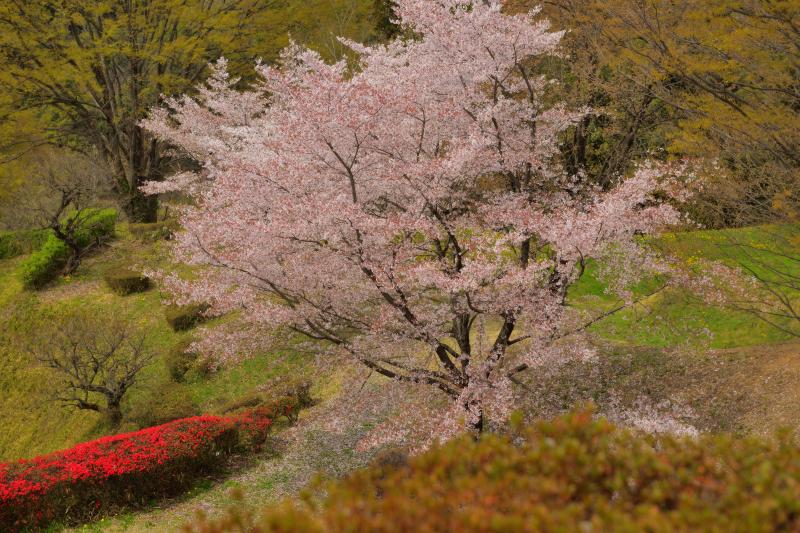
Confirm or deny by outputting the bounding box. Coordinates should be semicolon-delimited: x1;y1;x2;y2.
143;0;688;438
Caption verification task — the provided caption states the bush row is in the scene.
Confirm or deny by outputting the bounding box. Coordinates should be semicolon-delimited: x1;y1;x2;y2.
188;409;800;532
103;267;151;295
165;303;210;331
0;229;51;259
0;396;303;531
19;208;118;289
128;220;179;242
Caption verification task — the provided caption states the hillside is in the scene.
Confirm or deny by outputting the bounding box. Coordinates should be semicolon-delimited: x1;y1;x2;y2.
0;227;311;462
0;223;797;530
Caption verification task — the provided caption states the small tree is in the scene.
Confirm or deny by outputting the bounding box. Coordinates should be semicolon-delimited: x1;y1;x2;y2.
13;150;116;274
144;0;688;439
27;310;155;426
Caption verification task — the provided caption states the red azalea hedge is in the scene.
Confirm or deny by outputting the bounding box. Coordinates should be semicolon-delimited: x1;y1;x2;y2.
0;398;300;531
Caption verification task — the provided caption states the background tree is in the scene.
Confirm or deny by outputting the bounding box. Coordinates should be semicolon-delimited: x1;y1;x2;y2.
25;309;155;425
533;0;799;227
0;0;381;223
144;0;687;439
5;149;116;274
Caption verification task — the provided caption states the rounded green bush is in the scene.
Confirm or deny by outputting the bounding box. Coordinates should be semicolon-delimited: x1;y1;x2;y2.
0;229;51;259
165;338;200;382
104;267;151;295
186;410;800;533
128;220;178;242
18;234;70;289
165;303;210;331
71;208;117;247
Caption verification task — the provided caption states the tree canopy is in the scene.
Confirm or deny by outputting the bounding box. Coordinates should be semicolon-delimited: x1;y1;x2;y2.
0;0;378;221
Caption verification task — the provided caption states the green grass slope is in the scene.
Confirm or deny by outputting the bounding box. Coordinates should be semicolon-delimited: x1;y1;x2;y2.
0;223;797;532
568;224;800;349
0;227;309;462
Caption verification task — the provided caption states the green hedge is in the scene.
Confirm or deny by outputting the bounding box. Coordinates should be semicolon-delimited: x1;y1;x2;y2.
128;220;178;242
69;208;117;248
0;229;51;259
18;209;117;290
18;234;71;289
104;267;151;295
165;303;210;331
186;410;800;532
165;338;201;382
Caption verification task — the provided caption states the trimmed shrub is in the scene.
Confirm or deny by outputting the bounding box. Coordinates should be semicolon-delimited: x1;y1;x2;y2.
128;220;178;242
104;267;151;295
18;209;118;289
164;338;200;382
18;234;70;289
0;395;304;531
221;381;314;424
165;303;210;331
0;229;51;259
126;384;198;428
187;410;800;533
69;208;117;248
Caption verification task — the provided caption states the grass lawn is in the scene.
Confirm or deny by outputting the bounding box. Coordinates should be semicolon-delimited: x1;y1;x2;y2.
568;224;800;349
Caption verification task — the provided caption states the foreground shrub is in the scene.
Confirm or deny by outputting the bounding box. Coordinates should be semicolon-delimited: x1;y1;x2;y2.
0;415;238;531
0;396;304;531
187;410;800;533
165;303;210;331
0;229;50;259
103;267;151;295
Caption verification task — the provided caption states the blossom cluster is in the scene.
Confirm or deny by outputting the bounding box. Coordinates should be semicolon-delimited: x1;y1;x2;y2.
143;0;689;438
0;398;299;531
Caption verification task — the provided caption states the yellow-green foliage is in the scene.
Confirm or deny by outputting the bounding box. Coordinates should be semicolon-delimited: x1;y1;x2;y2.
188;410;800;532
18;208;117;289
0;229;50;259
18;234;71;290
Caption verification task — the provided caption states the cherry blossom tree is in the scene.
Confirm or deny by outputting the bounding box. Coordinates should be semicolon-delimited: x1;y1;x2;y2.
143;0;687;436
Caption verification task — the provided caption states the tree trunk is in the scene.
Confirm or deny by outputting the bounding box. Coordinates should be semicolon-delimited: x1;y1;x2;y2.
105;401;123;427
464;398;485;434
124;185;159;223
62;245;82;275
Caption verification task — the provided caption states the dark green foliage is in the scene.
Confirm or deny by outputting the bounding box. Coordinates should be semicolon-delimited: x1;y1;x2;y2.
128;220;178;242
18;234;71;289
0;229;50;259
187;409;800;532
374;0;400;40
165;303;210;331
104;267;151;295
165;338;200;382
